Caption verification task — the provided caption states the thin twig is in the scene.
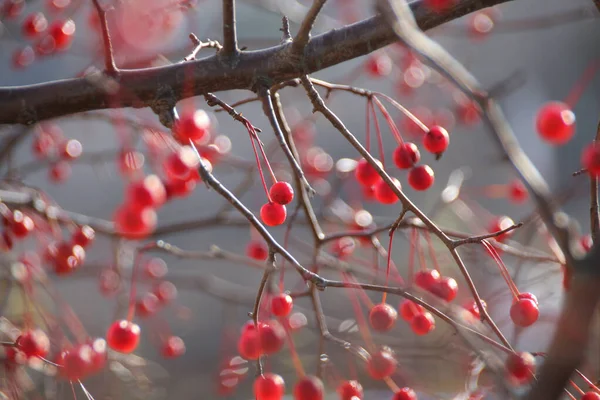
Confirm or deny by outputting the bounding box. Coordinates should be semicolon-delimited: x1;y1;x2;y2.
291;0;328;54
91;0;117;74
590;121;600;242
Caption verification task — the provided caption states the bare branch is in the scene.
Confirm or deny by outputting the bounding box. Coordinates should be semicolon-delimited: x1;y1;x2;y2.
590;121;600;242
291;0;328;54
221;0;238;56
91;0;117;74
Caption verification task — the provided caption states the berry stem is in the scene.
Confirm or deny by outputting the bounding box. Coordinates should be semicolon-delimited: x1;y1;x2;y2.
416;231;428;271
365;98;372;153
564;59;600;109
575;369;600;392
369;99;387;166
481;240;520;298
245;123;273;202
372;96;404;144
408;228;417;282
127;251;144;321
376;92;429;133
283;322;305;377
341;272;376;352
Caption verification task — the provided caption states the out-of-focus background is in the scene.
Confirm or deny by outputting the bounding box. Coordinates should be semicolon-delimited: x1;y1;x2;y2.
1;0;600;398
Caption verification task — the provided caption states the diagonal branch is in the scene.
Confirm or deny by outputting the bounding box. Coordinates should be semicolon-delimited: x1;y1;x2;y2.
91;0;117;74
221;0;238;56
291;0;328;54
590;121;600;242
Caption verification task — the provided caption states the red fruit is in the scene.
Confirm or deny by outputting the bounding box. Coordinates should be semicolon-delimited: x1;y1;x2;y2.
136;293;160;317
118;150;145;175
49;161;71;182
269;182;294;205
72;225;95;248
393;142;420;169
106;320;140;353
374;178;401;205
57;345;93;381
271;293;293;317
88;338;107;373
488;215;514;242
127;175;167;209
399;300;424;322
331;236;356;257
254;373;285;400
517;292;538;305
367;349;397;380
338;380;363;400
581;392;600;400
293;375;324;400
61;139;82;159
162;336;185;358
536;101;575;145
153;281;177;303
49;19;75;50
247;240;268;261
12;46;35;68
411;312;435;335
237;324;261;360
258;320;286;355
144;258;168;279
260;203;287;227
48;0;71;11
510;298;539;327
9;210;34;238
52;242;85;275
506;352;535;384
22;12;48;37
164;176;196;198
464;299;487;320
424;0;455;13
508;180;528;204
354;158;383;187
163;146;200;181
582;142;600;177
394;387;418;400
114;204;157;239
429;276;458;302
408;165;434;191
365;53;392;77
16;329;50;359
32;132;55;158
369;303;398;332
3;0;24;18
414;269;440;291
423;125;449;155
174;110;211;143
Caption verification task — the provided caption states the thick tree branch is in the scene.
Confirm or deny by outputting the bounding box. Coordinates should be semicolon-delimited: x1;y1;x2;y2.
0;0;509;125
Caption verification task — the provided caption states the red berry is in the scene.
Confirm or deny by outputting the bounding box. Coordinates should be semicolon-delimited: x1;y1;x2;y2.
581;392;600;400
393;142;420;169
49;19;75;50
136;293;160;317
114;204;157;239
354;158;382;187
464;299;486;320
399;300;424;322
52;242;85;275
338;380;363;400
423;125;449;155
331;236;357;257
247;240;268;261
22;12;48;37
365;53;392;77
153;281;177;303
238;323;261;360
3;0;24;18
15;329;50;359
162;336;185;358
293;375;324;400
144;257;168;279
269;182;294;205
367;349;397;380
509;298;539;327
517;292;538;305
374;178;401;205
414;269;440;291
271;293;293;317
258;320;286;355
174;110;211;143
508;179;528;204
260;203;287;227
49;161;71;182
369;303;398;332
106;320;140;353
429;276;458;302
164;177;196;198
163;146;199;181
411;312;435;335
12;46;35;68
394;387;418;400
488;215;514;242
9;210;34;238
127;175;167;209
57;345;93;381
254;373;285;400
72;225;95;248
88;338;107;373
32;132;55;158
506;352;535;384
408;165;434;191
536;102;576;145
424;0;455;13
582;142;600;177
